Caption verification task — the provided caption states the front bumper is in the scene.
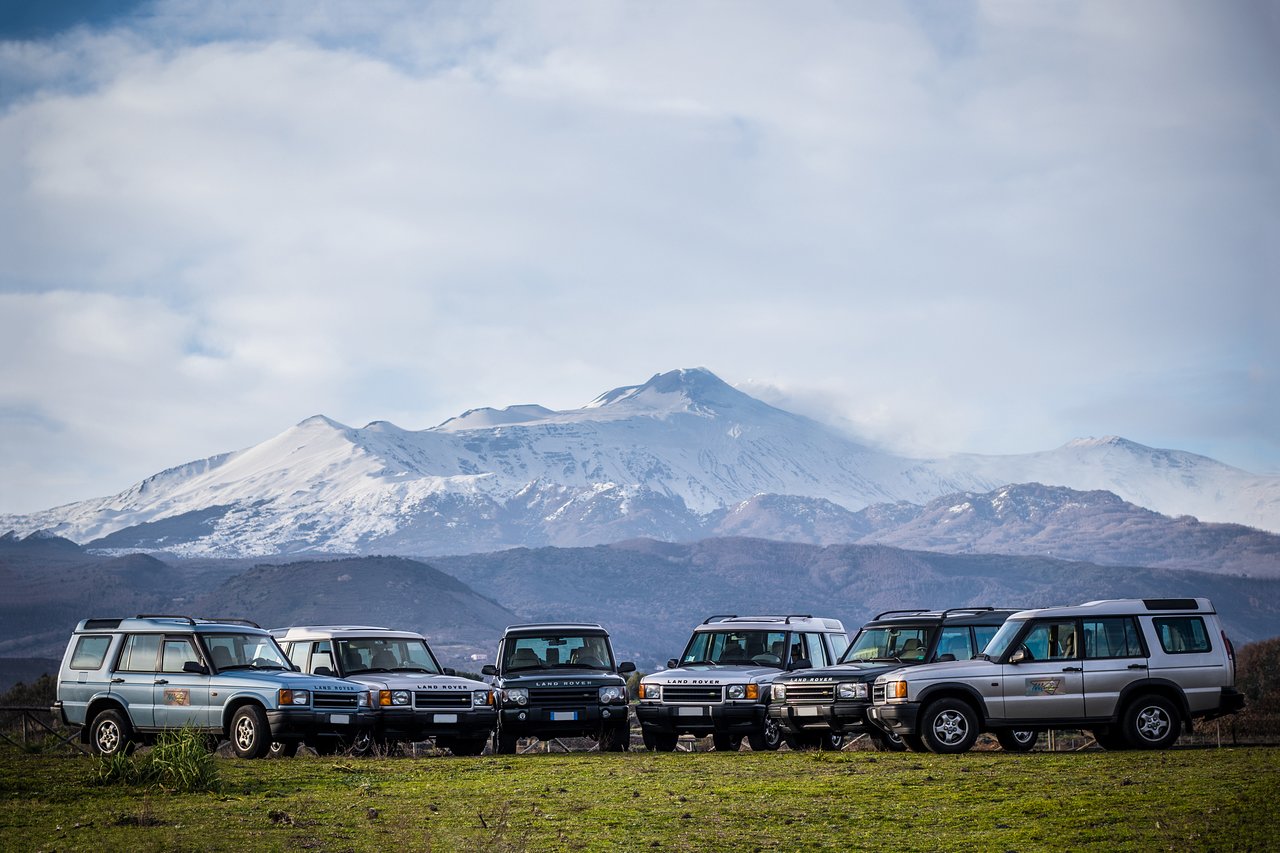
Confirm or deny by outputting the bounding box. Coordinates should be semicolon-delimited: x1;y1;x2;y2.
768;701;871;734
865;701;921;735
377;707;498;740
635;702;764;735
499;704;628;738
266;708;376;742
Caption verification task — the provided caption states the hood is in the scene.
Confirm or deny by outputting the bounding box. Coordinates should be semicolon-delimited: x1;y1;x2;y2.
498;670;626;688
645;664;782;685
218;669;367;693
775;661;906;684
342;672;487;692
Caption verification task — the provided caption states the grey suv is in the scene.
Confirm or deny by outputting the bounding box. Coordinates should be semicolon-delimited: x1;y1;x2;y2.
274;625;496;755
636;615;848;751
52;615;374;758
868;598;1246;753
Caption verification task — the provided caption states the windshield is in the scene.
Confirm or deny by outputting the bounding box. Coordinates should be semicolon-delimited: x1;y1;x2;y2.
981;619;1026;660
336;638;443;675
502;634;613;672
840;626;931;663
680;630;789;667
202;632;291;671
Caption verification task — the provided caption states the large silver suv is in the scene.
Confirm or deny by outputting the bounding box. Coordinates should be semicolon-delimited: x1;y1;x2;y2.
636;615;848;751
52;615;374;758
867;598;1246;753
273;625;496;755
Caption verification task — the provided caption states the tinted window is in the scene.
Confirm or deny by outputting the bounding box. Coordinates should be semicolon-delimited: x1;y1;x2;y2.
681;631;787;667
70;635;112;670
161;637;202;673
841;627;931;662
1154;617;1211;654
935;627;974;661
506;634;615;671
1019;621;1079;661
118;634;162;672
1083;618;1145;659
973;626;1000;652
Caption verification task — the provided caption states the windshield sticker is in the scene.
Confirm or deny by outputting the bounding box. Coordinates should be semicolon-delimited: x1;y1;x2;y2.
163;688;191;706
1025;677;1065;696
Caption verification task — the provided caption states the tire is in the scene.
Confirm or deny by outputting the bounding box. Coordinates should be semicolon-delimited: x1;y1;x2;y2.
1123;695;1181;750
89;708;135;757
996;729;1039;753
230;705;271;759
1092;728;1130;751
268;740;299;758
901;733;928;753
818;732;845;751
747;716;783;751
495;730;520;755
601;723;631;752
784;732;820;750
449;737;488;756
869;729;907;752
712;733;743;752
919;698;979;754
642;729;678;751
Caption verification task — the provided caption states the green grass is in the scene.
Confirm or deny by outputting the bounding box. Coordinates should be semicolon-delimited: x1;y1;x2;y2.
1;747;1277;851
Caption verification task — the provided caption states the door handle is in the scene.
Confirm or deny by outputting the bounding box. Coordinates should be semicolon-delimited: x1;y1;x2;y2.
1127;664;1147;670
110;677;125;683
1061;667;1082;672
154;679;169;685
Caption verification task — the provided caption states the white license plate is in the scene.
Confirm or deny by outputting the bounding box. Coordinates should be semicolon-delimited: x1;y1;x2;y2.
550;711;578;721
329;714;350;724
434;713;458;724
796;706;820;717
677;706;705;717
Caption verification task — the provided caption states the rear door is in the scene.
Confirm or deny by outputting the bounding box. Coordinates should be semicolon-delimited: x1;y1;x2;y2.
112;633;162;728
1081;616;1148;719
1000;620;1085;722
1146;615;1223;715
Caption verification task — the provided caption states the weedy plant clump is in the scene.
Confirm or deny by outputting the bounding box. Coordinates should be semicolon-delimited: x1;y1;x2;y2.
89;727;220;794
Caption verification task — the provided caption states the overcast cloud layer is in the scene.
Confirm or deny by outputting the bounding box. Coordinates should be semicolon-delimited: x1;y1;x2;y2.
1;0;1277;515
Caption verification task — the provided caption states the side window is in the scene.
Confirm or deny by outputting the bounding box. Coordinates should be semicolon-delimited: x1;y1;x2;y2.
161;637;202;673
1019;621;1079;661
1083;617;1146;659
1153;617;1211;654
311;641;335;675
287;642;311;671
974;626;1000;653
829;633;849;660
935;627;974;661
801;633;829;667
70;635;112;670
117;634;162;672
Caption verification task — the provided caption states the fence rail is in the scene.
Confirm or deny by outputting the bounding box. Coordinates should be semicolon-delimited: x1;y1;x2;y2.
0;706;86;754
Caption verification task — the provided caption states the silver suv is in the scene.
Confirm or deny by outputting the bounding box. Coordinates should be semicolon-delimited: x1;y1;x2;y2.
52;615;374;758
273;625;496;755
867;598;1246;753
636;615;848;751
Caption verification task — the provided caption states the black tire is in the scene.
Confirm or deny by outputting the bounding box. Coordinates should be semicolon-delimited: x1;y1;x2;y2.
89;708;135;756
1092;728;1130;751
712;733;743;752
919;698;979;754
448;737;488;756
784;732;820;750
495;729;520;755
995;729;1038;753
901;733;928;753
230;705;271;759
268;740;299;758
869;729;908;752
818;732;845;751
312;738;340;756
601;723;630;752
747;716;783;751
1122;695;1181;750
642;729;678;751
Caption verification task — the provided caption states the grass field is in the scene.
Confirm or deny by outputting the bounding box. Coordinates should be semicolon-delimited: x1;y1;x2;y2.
2;746;1277;851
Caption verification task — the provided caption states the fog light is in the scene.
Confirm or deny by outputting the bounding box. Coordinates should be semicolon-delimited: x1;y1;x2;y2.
518;711;527;721
602;709;611;718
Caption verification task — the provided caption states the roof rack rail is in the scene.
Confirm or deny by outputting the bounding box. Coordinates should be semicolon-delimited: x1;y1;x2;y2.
134;614;197;624
940;607;999;621
874;609;930;620
783;614;814;624
701;614;738;624
503;622;605;631
200;617;263;628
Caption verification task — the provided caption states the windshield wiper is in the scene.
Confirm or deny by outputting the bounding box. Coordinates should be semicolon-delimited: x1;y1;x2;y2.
681;660;717;667
392;665;435;673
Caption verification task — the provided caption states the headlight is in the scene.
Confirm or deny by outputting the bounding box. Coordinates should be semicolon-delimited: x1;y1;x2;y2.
837;682;868;700
599;686;622;704
358;691;370;707
727;684;745;700
884;681;909;700
378;690;412;706
278;689;310;706
772;683;787;700
473;689;494;706
638;683;660;700
504;688;528;705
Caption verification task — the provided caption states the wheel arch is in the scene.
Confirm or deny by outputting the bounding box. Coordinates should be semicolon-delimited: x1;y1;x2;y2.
1115;679;1191;732
915;684;989;728
83;697;129;743
222;695;271;738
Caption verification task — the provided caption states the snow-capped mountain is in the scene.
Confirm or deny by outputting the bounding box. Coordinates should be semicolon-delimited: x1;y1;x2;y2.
3;367;1278;556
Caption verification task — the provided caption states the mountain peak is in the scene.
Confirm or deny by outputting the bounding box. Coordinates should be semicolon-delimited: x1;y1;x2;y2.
295;414;349;431
586;367;754;412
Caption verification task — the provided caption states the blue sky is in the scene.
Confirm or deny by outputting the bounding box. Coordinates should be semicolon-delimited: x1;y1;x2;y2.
1;1;1277;514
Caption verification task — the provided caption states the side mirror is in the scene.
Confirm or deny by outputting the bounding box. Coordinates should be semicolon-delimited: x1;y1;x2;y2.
788;658;812;671
481;664;497;676
444;667;456;676
183;661;208;675
1009;647;1030;665
618;661;636;674
937;654;957;662
667;658;679;670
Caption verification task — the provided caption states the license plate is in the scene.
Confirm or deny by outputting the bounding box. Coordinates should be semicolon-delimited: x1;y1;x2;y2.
550;711;578;721
796;706;820;717
677;706;705;717
434;713;458;724
329;714;350;725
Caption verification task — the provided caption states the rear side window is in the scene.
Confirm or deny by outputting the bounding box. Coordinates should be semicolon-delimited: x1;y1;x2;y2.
117;634;162;672
829;633;849;659
70;635;112;670
1083;618;1145;659
1154;617;1211;654
935;627;974;661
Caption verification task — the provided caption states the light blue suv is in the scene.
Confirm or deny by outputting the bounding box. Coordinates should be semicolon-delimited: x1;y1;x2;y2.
52;615;375;758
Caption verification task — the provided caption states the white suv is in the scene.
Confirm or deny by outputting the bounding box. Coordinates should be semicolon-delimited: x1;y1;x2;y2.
867;598;1245;753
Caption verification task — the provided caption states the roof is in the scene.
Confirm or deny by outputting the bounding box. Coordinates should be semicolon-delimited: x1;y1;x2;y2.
502;622;608;635
1008;598;1216;620
270;625;425;641
864;607;1020;627
75;615;266;633
693;615;846;633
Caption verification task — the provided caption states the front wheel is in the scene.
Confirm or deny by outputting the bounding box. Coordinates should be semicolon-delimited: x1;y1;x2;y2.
1123;695;1181;750
995;729;1038;753
447;737;488;756
919;698;979;754
642;729;678;751
230;705;271;759
495;729;520;755
89;709;135;756
712;733;742;752
600;723;630;752
268;740;299;758
747;717;783;751
869;729;907;752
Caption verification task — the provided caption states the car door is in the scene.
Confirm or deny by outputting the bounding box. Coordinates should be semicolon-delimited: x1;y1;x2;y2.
153;635;213;730
1081;616;1148;719
1000;620;1085;722
112;633;162;728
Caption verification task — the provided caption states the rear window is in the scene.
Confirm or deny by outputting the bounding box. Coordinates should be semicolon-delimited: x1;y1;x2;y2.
1153;617;1211;654
70;635;112;670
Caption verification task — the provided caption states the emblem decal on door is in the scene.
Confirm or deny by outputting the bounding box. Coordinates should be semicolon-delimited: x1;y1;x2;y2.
164;688;191;706
1026;677;1065;696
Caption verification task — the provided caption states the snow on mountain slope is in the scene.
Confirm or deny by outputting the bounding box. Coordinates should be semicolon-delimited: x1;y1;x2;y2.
3;367;1278;556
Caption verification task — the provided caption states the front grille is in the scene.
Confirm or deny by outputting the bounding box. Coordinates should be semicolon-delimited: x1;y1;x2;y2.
785;682;834;703
415;691;471;709
663;686;723;703
313;691;359;709
530;687;597;708
872;684;886;704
